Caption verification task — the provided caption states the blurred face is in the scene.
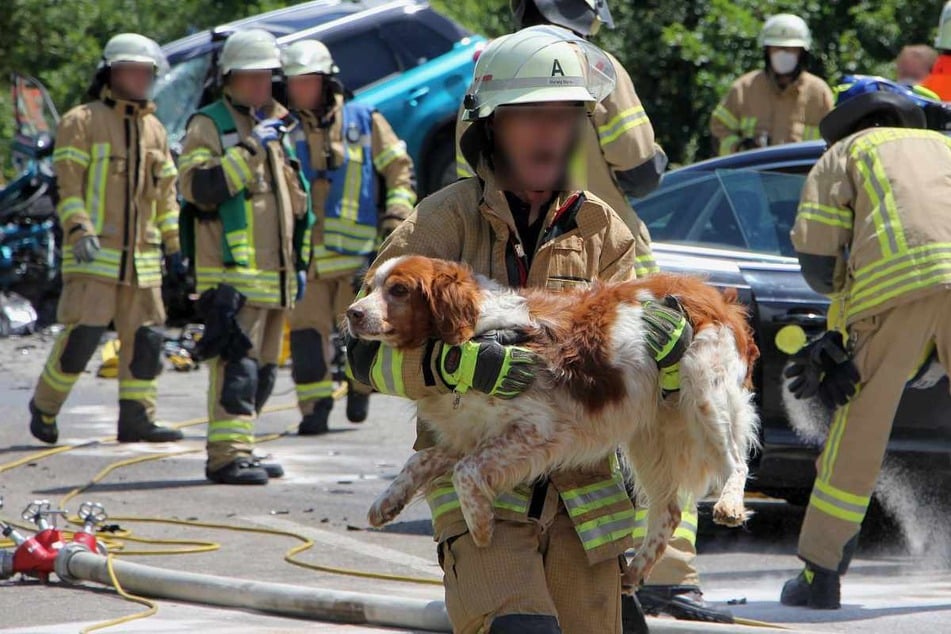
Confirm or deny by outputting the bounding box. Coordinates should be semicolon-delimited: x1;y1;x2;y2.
492;103;583;191
287;73;325;111
767;46;803;76
109;63;155;100
228;70;273;109
897;51;933;85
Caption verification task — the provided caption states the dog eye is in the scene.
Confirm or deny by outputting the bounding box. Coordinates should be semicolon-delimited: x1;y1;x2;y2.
388;283;409;298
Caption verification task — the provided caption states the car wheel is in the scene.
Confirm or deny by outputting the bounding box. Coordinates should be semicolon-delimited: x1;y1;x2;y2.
422;134;457;197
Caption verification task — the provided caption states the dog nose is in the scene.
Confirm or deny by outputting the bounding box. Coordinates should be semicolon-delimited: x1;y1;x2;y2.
347;307;365;323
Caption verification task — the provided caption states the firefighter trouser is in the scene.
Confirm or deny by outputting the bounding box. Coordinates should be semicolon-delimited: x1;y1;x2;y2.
206;305;286;470
439;484;622;634
33;278;165;421
634;492;700;586
287;270;357;416
799;293;951;571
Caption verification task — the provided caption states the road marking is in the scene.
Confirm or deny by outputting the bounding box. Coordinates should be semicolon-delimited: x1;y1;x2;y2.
243;514;441;577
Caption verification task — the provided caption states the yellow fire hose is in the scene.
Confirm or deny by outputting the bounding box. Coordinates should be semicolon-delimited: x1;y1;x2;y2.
0;392;785;632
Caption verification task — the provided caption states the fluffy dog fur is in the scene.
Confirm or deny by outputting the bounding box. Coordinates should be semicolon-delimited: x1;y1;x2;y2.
346;255;760;584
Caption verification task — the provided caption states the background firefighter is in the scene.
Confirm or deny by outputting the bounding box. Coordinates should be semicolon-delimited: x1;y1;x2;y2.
782;76;951;609
281;39;416;436
178;29;312;485
710;13;834;156
28;33;183;446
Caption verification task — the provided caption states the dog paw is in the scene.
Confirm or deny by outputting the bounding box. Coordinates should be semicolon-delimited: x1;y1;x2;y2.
712;500;750;527
367;495;403;527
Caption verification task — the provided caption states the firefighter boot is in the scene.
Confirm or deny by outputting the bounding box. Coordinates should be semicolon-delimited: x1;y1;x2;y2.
637;585;734;623
251;453;285;478
205;457;269;485
299;398;333;436
29;399;58;445
117;401;184;443
346;382;369;423
781;564;841;609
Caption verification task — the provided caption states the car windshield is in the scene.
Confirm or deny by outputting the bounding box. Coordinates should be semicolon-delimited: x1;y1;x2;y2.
635;169;806;258
153;55;212;152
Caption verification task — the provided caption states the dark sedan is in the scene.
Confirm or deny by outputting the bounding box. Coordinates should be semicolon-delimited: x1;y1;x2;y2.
633;143;951;504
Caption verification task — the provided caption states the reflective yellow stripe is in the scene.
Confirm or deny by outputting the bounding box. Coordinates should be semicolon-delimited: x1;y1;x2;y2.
373;143;407;171
207;419;255;444
385;187;416;209
221;147;252;191
740;117;757;138
57;196;87;225
598;106;648;145
158;160;178;179
852;140;907;257
561;479;630;518
634;254;659;277
819;399;851;482
53;146;91;168
314;254;367;276
711;103;739;130
719;135;740;156
119;379;158;401
798;202;853;229
61;246;122;279
370;345;406;397
340;145;364;223
156;211;179;234
41;327;83;394
425;477;531;520
324;217;377;255
196;266;283;304
802;125;822;141
295;381;335;402
134;250;163;285
576;508;638;551
845;243;951;319
86;143;110;233
179;147;214;171
673;507;699;543
808;479;869;524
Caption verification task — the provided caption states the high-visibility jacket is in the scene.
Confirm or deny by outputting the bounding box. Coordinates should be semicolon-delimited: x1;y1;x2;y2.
179;95;310;309
290;93;415;278
920;54;951;102
792;127;951;326
711;69;834;156
349;166;640;564
455;51;659;277
53;90;179;287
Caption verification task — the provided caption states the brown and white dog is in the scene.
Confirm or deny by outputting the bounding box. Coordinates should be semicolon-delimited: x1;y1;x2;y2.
345;255;760;584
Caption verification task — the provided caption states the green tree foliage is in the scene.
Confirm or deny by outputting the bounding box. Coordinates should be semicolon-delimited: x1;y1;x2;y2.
0;0;943;176
435;0;942;164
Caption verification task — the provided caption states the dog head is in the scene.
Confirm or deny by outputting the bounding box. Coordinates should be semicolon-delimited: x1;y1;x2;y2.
345;255;483;349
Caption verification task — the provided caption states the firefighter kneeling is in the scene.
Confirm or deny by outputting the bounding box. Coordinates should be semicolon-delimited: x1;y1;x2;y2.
784;76;951;608
281;39;416;435
178;29;312;485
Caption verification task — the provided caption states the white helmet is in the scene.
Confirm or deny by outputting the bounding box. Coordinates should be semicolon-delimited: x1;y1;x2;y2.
101;33;167;74
758;14;812;51
220;29;281;75
937;1;951;50
462;25;616;122
282;40;339;77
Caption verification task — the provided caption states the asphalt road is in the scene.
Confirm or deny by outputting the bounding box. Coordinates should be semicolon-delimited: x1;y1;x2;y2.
1;329;950;633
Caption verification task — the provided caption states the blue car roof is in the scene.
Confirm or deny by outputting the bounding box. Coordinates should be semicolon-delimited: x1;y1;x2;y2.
668;141;826;179
161;0;410;63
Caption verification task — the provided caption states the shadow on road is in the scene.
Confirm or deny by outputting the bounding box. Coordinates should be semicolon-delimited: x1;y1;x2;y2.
34;478;211;495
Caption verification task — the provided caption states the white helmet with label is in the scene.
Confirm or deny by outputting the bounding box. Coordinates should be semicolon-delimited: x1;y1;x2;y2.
101;33;167;74
282;39;340;76
462;24;616;122
937;1;951;50
758;14;812;50
220;29;281;75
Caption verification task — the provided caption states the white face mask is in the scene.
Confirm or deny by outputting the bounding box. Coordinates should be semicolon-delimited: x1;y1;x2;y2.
770;50;800;75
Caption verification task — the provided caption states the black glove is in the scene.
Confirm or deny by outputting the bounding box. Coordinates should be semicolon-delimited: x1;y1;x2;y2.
641;296;693;393
785;331;852;401
818;360;861;409
438;331;542;399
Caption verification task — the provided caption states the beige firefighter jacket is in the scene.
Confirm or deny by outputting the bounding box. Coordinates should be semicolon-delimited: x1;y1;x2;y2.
792;127;951;327
295;93;416;279
350;164;639;562
178;94;308;309
711;69;834;156
53;89;179;288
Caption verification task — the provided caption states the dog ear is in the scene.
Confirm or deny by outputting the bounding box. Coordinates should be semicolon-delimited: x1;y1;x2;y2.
424;260;481;345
